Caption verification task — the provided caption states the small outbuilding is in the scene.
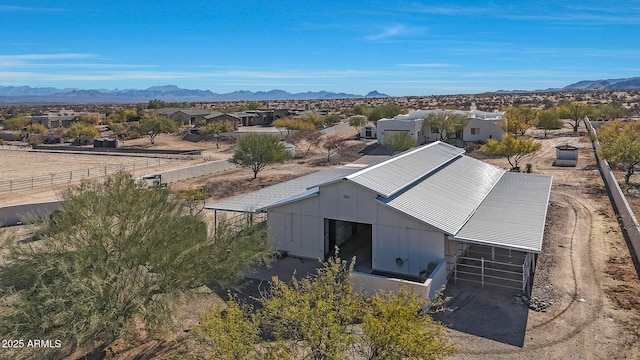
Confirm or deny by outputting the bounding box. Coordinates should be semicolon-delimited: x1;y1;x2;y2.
555;144;579;166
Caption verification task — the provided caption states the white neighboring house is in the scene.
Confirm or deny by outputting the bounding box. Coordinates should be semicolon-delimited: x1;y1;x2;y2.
205;142;552;299
359;122;377;139
377;104;505;145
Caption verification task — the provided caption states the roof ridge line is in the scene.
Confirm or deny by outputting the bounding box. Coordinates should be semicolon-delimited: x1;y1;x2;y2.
452;167;507;235
379;153;463;199
345;141;461;181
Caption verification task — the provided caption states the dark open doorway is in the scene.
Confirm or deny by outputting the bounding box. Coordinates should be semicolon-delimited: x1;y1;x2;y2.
324;219;372;272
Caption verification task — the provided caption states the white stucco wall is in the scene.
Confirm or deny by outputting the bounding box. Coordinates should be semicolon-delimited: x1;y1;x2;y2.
376;118;423;144
267;180;447;280
463;118;505;142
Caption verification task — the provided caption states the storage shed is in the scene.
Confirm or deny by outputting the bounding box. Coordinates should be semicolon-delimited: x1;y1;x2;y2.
555;144;579;166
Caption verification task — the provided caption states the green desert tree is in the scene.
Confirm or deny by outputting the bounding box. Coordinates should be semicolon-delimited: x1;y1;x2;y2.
367;105;404;122
421;111;469;141
481;133;542;169
195;254;457;360
273;118;316;137
349;116;367;135
26;123;47;134
79;113;102;126
0;172;272;358
536;108;564;138
230;133;290;179
3;115;31;130
598;120;640;184
130;115;178;144
62;122;100;143
196;296;266;360
359;287;457;360
324;114;341;125
258;254;361;360
383;131;417;153
501;106;538;137
598;102;629;121
351;103;372;116
558;102;596;134
198;121;232;135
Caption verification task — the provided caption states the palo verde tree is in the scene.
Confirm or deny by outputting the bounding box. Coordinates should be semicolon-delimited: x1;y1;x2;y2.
536;108;564;138
558;102;596;134
597;102;629;121
62;122;100;144
421;111;469;141
383;131;417;153
196;253;457;360
130;115;178;144
349;115;367;136
481;133;542;170
502;106;538;137
598;120;640;184
2;115;31;130
367;104;404;123
359;287;457;360
0;172;273;358
230;133;290;179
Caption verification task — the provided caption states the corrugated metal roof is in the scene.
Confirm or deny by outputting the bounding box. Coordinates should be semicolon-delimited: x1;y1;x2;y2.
346;142;465;198
380;155;505;235
453;172;552;253
204;167;359;212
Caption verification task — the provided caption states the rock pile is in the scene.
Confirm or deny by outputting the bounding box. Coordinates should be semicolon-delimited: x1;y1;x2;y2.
516;294;553;312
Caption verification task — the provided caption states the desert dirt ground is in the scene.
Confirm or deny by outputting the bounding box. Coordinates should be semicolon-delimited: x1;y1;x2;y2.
445;124;640;359
1;123;640;359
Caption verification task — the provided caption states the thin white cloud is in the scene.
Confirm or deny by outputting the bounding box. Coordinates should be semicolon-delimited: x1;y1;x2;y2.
0;53;97;63
398;63;459;68
365;25;408;40
0;5;68;12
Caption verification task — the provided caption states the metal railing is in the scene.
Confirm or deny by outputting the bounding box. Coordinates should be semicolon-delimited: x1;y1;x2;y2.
0;158;176;193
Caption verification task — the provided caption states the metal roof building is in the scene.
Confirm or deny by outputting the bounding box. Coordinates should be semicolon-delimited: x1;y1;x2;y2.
206;141;552;295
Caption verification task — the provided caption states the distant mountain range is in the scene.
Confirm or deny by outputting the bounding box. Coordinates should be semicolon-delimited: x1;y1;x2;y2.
0;85;389;104
1;77;639;104
496;77;640;94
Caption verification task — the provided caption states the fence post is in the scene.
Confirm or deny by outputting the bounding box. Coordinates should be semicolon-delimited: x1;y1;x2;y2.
70;171;72;182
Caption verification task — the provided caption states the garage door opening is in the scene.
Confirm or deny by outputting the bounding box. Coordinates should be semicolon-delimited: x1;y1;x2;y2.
324;219;372;272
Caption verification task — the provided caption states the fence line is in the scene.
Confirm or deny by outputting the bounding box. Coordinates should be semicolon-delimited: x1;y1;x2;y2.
0;158;177;193
0;144;31;151
585;118;640;269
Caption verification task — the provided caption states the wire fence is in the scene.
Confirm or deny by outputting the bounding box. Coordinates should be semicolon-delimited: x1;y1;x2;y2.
0;157;177;193
0;143;31;151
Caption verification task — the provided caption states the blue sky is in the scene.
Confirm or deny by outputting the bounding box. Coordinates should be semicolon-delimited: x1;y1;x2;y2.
1;1;639;96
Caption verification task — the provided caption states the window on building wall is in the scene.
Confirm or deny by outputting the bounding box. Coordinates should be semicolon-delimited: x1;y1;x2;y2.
470;128;480;135
431;126;439;133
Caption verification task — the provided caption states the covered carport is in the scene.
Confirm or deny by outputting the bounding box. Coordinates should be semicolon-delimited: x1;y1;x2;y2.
445;172;551;295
